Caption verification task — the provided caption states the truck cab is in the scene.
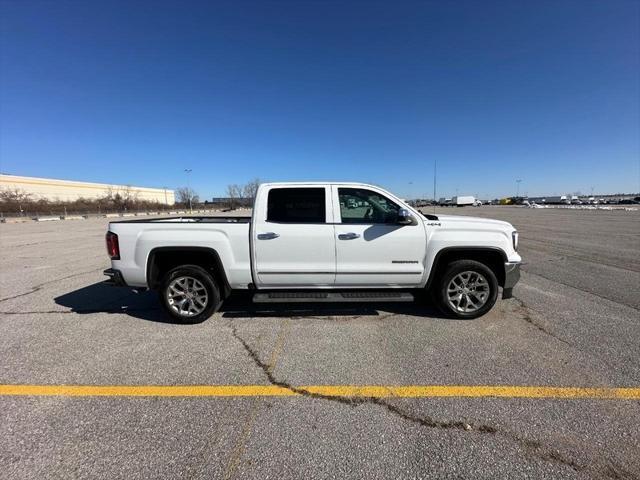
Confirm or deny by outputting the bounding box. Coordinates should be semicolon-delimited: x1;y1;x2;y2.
252;183;428;288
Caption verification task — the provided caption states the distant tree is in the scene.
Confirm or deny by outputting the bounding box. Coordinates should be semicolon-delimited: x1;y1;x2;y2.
176;187;199;207
101;187;118;209
242;178;261;202
0;185;171;216
0;187;32;205
0;187;32;214
226;184;242;209
121;186;140;210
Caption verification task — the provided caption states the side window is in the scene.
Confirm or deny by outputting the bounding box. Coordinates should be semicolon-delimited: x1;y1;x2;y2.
267;188;326;223
338;188;400;224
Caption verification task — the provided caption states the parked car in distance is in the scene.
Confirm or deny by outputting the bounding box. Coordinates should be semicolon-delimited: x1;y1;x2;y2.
105;182;521;323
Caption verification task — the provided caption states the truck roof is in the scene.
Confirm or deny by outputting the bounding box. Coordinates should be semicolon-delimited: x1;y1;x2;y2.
260;181;381;189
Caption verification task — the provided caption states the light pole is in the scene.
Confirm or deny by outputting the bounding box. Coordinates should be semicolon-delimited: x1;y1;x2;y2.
184;169;193;213
433;158;437;213
516;179;522;198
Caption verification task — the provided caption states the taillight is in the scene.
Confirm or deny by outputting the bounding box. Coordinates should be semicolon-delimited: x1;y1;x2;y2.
106;231;120;260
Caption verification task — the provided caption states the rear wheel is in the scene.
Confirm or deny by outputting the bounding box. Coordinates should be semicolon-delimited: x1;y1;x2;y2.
159;265;220;323
434;260;498;319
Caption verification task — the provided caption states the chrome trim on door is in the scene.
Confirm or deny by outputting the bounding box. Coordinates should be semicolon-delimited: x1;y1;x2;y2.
258;271;334;275
258;271;421;275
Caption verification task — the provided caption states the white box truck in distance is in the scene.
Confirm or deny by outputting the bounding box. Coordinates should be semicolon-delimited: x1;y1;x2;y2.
452;196;475;207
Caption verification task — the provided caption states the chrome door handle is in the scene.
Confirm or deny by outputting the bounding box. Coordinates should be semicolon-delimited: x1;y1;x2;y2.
257;232;280;240
338;232;360;240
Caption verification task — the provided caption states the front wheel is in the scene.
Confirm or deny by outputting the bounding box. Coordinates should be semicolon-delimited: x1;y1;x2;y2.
434;260;499;319
159;265;221;323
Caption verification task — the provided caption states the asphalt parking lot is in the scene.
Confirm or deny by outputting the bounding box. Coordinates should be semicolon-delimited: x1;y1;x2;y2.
1;206;639;479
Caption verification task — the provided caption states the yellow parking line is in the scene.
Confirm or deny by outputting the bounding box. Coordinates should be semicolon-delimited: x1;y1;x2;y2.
1;384;639;399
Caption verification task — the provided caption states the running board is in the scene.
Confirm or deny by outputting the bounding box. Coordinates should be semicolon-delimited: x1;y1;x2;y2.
252;291;415;303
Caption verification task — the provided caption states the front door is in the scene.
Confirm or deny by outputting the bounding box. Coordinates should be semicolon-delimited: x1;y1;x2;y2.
333;186;427;286
253;186;336;287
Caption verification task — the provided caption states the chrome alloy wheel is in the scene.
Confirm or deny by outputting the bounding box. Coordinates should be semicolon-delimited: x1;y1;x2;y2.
166;276;209;317
446;271;490;313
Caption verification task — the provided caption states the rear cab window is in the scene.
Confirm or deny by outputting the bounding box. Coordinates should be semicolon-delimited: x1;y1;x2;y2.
267;187;326;223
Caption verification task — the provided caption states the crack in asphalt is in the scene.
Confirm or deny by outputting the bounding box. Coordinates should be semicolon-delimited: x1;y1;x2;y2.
228;323;612;476
0;295;163;316
230;324;495;430
524;270;640;311
0;267;105;303
4;241;45;248
511;296;572;346
0;308;157;315
523;240;640;274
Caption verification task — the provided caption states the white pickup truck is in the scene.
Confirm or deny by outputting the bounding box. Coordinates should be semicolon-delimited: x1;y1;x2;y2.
105;182;521;322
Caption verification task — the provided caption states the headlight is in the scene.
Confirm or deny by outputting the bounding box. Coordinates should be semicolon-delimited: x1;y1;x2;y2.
512;231;519;251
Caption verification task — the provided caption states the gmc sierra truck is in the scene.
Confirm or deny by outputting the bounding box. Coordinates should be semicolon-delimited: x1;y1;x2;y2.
104;182;521;322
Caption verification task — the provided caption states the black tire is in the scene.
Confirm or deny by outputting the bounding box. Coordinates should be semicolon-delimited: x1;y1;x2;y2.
158;264;221;324
433;259;499;319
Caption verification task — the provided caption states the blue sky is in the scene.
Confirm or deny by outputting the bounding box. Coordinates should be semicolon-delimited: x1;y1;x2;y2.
1;0;638;199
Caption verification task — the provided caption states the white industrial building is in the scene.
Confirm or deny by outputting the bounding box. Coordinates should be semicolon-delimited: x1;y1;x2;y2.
0;174;175;205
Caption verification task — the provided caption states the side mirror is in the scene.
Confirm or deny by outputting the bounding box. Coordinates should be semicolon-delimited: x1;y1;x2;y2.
397;208;414;225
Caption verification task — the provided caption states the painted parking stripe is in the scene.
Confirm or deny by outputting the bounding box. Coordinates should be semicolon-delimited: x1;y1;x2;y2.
1;384;639;399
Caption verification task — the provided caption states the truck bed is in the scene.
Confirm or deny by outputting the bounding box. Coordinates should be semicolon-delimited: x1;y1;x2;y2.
108;215;252;288
110;216;251;224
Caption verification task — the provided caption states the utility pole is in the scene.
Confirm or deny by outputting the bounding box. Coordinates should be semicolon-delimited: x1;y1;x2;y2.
184;169;193;213
433;158;437;214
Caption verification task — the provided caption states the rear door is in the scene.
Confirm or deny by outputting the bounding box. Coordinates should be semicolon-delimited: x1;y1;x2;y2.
332;186;427;286
253;186;336;287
